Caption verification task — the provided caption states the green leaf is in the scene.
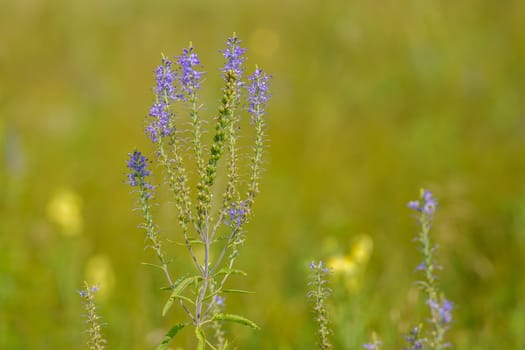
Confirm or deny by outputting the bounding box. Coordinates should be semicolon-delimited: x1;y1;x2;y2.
162;276;200;316
222;289;255;294
156;323;186;350
195;327;206;350
141;262;164;270
214;268;247;277
212;313;260;330
174;239;203;246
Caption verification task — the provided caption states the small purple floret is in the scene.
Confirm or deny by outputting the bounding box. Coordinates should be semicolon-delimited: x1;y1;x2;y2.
407;200;420;211
415;262;426;271
213;295;225;307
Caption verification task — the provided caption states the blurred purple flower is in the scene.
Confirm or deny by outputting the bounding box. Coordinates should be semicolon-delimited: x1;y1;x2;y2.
407;200;420;211
404;326;425;350
415;262;426;271
213;295;225;307
310;261;330;274
407;189;438;215
362;340;382;350
428;299;453;325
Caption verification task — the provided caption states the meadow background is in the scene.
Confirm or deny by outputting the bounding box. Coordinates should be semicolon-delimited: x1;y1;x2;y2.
1;0;525;349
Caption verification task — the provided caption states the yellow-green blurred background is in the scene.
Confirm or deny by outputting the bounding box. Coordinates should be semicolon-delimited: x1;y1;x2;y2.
1;0;525;349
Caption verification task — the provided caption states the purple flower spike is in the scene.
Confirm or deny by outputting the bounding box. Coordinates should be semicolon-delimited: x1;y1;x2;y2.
147;58;177;143
221;35;247;78
248;67;271;120
147;102;172;143
154;58;176;99
127;150;153;193
177;45;203;97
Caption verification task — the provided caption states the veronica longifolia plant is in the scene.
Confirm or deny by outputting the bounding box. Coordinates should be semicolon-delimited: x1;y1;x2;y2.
407;189;453;350
126;34;270;350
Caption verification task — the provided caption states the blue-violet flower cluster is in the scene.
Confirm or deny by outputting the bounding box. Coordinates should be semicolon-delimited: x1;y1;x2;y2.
177;46;203;97
127;150;152;189
408;189;438;216
147;58;176;143
248;67;271;120
221;35;247;79
227;201;249;228
428;299;453;325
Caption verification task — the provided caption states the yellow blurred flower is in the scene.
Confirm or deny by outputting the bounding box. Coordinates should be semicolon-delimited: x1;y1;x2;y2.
46;188;83;236
327;255;357;275
326;234;374;293
349;234;373;265
85;254;116;300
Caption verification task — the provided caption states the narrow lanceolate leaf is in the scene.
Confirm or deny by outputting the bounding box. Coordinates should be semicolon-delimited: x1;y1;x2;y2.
141;262;164;270
162;276;201;316
156;323;187;350
195;327;206;350
214;268;247;277
212;313;260;330
222;289;255;294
